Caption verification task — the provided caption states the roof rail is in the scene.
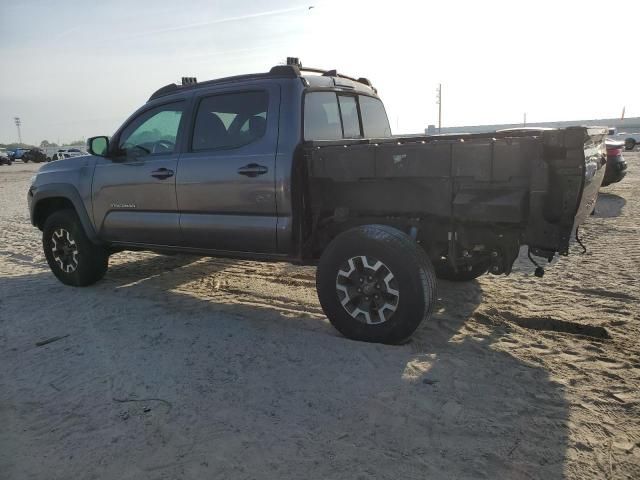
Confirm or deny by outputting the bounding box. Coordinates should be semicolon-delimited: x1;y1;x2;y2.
149;83;179;100
149;58;375;102
268;65;300;77
271;58;375;89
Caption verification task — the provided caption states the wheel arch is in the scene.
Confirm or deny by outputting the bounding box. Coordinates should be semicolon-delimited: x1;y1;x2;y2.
308;215;428;262
30;184;99;243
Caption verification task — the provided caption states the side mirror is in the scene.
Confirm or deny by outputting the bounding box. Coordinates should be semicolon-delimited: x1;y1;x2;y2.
87;136;109;157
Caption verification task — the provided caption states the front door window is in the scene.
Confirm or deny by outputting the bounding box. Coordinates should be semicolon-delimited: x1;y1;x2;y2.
118;103;184;156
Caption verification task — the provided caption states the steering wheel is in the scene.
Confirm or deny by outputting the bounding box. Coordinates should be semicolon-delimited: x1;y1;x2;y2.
152;140;175;154
124;144;150;155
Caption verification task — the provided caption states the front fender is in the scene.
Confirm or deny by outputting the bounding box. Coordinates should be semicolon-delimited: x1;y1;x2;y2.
29;183;99;243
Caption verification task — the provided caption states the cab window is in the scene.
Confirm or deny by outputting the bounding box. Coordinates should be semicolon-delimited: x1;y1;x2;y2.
359;95;392;137
338;95;362;138
304;92;342;141
119;102;184;156
304;92;389;140
192;91;268;151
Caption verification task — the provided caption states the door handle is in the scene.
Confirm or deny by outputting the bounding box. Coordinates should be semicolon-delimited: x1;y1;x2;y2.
237;163;268;177
151;168;174;179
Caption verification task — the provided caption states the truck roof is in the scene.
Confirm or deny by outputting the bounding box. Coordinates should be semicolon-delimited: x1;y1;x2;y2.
148;59;377;102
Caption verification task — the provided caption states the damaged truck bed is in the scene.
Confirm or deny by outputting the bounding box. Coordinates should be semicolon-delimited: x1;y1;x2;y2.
303;127;606;277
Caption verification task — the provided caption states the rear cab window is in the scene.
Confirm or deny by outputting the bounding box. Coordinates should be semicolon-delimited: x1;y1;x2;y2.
303;92;342;141
338;95;361;138
304;92;391;141
359;95;392;138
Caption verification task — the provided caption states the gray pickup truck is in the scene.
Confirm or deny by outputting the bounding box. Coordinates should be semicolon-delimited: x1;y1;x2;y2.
28;59;606;343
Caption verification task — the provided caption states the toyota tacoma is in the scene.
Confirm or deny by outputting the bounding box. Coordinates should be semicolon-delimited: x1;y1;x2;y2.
28;58;606;343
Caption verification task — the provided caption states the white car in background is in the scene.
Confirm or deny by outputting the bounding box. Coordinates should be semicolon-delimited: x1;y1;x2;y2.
49;148;87;161
608;128;640;151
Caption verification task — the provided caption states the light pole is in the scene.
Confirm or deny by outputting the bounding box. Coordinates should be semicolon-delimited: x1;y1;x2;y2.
436;84;442;133
14;117;22;144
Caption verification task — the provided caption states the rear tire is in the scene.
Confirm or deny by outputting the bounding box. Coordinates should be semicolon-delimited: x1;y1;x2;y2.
316;224;437;344
43;209;109;286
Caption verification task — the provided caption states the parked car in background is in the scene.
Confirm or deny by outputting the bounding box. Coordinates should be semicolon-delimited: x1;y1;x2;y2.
0;148;12;165
50;148;87;161
22;148;46;163
9;148;26;161
602;139;628;186
624;136;639;151
608;129;640;151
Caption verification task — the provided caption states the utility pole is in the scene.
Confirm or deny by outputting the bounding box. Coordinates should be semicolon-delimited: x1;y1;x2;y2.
14;117;22;144
523;112;527;127
436;84;442;133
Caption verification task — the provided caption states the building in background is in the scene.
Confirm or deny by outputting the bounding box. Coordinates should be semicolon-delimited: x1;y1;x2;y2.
426;117;640;135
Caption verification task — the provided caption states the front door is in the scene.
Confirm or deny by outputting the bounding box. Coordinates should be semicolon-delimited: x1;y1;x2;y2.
92;101;185;246
176;87;279;253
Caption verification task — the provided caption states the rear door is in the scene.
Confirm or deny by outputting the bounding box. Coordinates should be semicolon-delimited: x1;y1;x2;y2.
92;101;185;245
176;86;279;252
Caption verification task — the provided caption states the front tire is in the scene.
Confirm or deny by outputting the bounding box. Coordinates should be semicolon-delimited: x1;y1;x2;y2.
625;138;636;151
43;209;109;286
316;225;437;344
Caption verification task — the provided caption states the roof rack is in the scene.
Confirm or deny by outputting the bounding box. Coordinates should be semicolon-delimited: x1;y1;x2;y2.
270;57;375;89
149;57;374;102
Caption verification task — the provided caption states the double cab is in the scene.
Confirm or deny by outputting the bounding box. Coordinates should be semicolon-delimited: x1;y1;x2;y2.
29;58;606;343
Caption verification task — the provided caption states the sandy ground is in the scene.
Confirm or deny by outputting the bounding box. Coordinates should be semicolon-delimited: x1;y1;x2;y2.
0;156;639;480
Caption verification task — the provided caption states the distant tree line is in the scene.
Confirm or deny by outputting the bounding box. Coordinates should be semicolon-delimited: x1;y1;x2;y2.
39;139;86;147
0;139;86;150
0;142;31;150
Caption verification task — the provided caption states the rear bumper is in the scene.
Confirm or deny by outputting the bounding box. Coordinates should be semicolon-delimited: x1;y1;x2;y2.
524;127;606;257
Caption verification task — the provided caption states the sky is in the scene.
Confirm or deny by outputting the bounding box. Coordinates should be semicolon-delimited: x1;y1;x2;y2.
1;0;639;145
